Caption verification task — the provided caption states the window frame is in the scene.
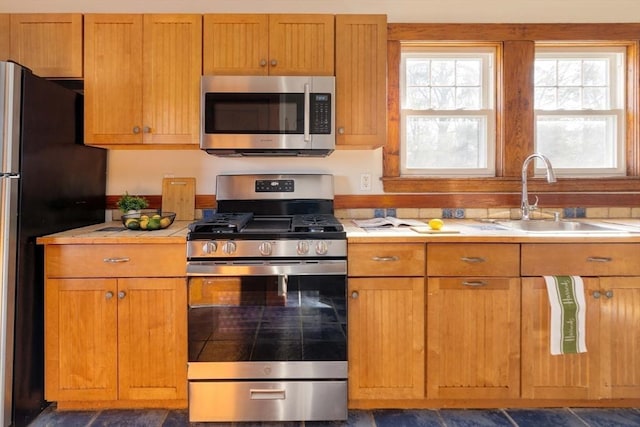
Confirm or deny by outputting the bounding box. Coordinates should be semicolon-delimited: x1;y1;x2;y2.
383;24;640;200
400;45;497;177
533;45;626;177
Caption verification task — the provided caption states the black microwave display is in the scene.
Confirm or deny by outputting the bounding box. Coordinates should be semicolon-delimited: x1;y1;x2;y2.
204;92;331;135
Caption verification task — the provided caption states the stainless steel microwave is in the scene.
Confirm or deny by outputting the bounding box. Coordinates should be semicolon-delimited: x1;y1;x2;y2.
200;75;335;157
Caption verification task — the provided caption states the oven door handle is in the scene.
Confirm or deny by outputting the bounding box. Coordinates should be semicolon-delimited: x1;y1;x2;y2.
187;260;347;276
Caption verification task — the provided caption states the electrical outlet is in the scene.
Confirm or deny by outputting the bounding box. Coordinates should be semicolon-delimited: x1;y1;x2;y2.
359;173;372;191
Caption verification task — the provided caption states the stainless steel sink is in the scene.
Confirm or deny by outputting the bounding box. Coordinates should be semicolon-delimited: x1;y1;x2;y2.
497;220;630;234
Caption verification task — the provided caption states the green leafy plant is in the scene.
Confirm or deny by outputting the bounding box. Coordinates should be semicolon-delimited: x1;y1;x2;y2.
117;192;149;213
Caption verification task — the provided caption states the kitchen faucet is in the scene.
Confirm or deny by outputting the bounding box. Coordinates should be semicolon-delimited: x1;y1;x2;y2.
521;153;557;220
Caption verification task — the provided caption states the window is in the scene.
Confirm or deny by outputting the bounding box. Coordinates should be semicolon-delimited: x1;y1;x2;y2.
534;46;626;177
400;46;496;177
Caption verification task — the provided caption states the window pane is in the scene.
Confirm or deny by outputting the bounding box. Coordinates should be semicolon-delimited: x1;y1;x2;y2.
535;60;557;86
557;60;582;86
406;87;431;109
536;116;617;168
405;116;487;169
431;87;455;109
431;60;455;86
456;60;481;85
406;59;430;86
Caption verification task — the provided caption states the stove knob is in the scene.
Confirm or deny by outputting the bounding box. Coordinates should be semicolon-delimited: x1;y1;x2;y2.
315;241;329;255
222;241;237;255
297;240;310;255
202;241;217;254
259;241;273;256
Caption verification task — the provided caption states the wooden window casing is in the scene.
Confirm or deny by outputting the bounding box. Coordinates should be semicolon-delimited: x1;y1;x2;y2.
383;24;640;208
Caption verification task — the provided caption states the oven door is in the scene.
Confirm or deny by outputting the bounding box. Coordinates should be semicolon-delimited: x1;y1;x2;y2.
187;261;347;381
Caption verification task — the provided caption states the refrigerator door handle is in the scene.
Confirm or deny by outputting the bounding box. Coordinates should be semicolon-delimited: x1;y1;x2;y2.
0;173;20;178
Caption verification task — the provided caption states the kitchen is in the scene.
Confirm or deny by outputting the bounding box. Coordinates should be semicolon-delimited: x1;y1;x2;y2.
3;0;640;426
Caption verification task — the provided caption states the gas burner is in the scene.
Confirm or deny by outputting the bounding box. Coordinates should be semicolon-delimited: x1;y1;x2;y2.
291;214;343;233
188;212;253;233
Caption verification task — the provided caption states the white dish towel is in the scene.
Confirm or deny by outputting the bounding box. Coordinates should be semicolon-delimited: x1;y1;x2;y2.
543;276;587;355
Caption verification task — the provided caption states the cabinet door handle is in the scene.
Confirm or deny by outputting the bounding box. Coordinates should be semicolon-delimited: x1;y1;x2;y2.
461;256;486;263
118;291;126;299
605;290;614;299
351;291;359;299
105;291;114;300
372;256;399;262
338;127;345;135
592;290;601;299
462;281;488;287
133;126;141;134
270;59;278;66
103;257;130;263
143;126;151;133
586;256;612;263
260;59;267;67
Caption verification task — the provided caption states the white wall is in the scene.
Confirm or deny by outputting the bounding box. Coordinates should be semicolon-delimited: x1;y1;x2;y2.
4;0;637;195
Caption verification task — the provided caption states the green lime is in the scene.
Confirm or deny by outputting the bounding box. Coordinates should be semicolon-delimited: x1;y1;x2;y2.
147;218;161;230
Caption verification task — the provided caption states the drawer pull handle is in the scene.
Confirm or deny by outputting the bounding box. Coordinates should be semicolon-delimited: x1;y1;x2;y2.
586;256;612;263
461;257;486;263
462;281;488;287
372;256;400;262
103;257;131;263
250;389;286;400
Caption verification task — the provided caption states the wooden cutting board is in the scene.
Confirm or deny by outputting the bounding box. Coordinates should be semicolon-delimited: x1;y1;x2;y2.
162;177;196;220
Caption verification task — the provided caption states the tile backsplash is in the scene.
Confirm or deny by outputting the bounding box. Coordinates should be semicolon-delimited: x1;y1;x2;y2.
335;207;640;220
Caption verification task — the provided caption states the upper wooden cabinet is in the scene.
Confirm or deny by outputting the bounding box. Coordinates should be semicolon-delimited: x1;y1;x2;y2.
203;14;334;76
84;14;202;147
0;15;9;61
335;15;387;148
9;14;83;78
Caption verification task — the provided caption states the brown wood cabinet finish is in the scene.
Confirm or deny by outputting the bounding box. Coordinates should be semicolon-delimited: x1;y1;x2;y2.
203;14;334;76
43;243;187;409
9;14;83;77
0;15;9;60
335;15;387;148
84;14;201;148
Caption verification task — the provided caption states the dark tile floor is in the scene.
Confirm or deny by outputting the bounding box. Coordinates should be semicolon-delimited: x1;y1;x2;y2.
27;406;640;427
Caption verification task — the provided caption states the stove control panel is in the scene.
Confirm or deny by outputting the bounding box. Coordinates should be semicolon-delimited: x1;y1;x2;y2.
255;179;294;193
187;239;347;258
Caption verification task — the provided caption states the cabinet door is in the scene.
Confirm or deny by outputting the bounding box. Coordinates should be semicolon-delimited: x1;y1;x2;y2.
203;14;269;75
521;277;600;399
427;277;520;399
335;15;387;148
84;14;143;145
0;15;8;60
10;14;83;77
348;277;425;400
117;278;187;401
45;278;118;402
268;14;334;76
598;277;640;399
142;14;202;146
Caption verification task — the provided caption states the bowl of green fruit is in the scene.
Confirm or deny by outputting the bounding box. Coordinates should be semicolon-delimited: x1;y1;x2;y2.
122;211;176;231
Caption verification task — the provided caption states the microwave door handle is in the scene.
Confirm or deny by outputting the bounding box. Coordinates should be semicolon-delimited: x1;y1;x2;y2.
304;83;311;142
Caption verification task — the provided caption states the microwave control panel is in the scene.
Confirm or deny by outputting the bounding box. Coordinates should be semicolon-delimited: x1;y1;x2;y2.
310;94;332;134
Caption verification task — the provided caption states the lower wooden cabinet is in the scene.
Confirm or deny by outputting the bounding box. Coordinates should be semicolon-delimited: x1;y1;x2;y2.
522;276;640;400
43;243;187;408
348;277;425;400
426;277;521;399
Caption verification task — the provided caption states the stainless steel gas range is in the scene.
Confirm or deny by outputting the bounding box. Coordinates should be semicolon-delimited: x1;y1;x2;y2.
186;174;347;423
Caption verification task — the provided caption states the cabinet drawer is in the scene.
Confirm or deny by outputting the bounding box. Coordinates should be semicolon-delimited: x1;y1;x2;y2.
427;243;520;277
45;244;186;277
522;243;640;276
348;243;425;277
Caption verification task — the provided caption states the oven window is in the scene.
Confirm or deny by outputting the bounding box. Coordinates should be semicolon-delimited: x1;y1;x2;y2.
188;275;347;363
204;93;304;134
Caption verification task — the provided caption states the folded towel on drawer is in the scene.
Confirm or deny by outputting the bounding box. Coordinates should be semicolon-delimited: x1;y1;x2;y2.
543;276;587;355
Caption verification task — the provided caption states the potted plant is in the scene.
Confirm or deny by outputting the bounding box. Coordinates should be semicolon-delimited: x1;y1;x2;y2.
117;192;149;216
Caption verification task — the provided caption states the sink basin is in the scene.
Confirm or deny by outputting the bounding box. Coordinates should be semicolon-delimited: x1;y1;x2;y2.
497;220;629;234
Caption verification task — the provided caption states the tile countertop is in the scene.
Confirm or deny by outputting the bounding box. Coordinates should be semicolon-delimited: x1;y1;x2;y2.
343;218;640;243
36;221;191;245
35;218;640;245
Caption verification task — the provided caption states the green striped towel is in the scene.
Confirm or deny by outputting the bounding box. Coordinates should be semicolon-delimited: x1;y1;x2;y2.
543;276;587;355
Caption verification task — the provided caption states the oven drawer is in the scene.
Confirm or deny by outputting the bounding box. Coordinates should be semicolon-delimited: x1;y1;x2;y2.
189;380;347;422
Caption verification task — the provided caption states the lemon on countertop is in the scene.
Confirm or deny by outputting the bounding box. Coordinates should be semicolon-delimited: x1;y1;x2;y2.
428;218;444;230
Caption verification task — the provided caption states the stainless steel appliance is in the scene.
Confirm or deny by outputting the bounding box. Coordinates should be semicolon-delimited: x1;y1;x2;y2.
200;76;335;156
0;61;107;426
186;174;347;422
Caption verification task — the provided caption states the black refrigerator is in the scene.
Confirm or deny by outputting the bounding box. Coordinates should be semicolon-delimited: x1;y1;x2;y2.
0;61;107;426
